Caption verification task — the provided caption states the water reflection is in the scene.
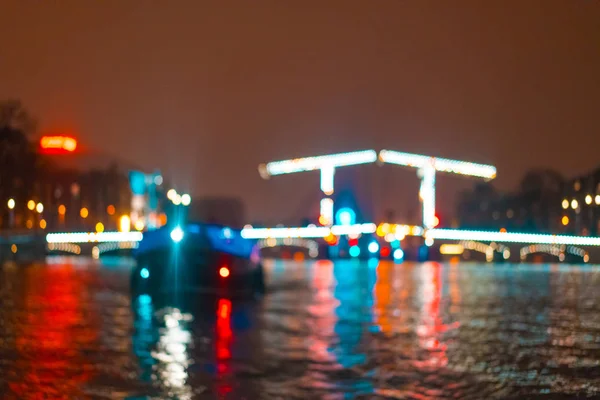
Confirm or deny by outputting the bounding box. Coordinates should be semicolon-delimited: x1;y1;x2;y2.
4;259;600;398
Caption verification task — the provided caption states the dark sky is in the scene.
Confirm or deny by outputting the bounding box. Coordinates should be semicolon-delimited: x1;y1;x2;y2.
1;1;599;224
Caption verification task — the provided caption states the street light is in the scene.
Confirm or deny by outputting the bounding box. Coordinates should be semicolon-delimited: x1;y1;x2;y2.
167;189;177;201
95;222;105;233
119;215;131;232
7;198;15;228
571;199;579;210
36;202;44;213
585;194;593;205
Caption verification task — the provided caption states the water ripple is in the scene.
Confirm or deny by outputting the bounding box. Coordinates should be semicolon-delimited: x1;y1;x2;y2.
2;258;600;398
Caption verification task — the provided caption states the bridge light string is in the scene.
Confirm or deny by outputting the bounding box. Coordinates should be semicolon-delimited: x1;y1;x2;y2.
378;150;497;179
320;164;335;195
240;224;377;239
319;198;334;226
46;231;143;243
259;149;378;177
419;164;436;229
425;229;600;246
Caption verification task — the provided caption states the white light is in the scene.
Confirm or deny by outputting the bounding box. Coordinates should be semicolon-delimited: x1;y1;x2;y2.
420;164;436;229
426;228;600;246
7;198;15;210
319;198;334;226
173;194;182;206
240;223;376;239
331;223;376;236
46;231;143;243
368;241;379;254
241;226;331;239
596;195;600;205
425;238;434;247
36;202;44;213
393;248;404;260
379;150;432;168
263;149;378;176
562;199;569;209
379;150;496;179
384;233;396;243
503;249;511;260
170;227;184;243
433;158;497;179
571;199;579;210
585;194;593;205
320;164;335;195
167;189;177;201
181;194;191;206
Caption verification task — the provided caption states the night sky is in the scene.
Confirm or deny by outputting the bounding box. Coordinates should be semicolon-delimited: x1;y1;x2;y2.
1;1;599;224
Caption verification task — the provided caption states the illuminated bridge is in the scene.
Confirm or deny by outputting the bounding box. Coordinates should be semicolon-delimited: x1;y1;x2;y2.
246;149;600;263
3;149;598;264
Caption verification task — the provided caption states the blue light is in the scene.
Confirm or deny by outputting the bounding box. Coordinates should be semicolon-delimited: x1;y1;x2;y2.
349;245;360;258
170;227;184;243
393;248;404;261
335;207;356;226
368;241;379;254
140;267;150;279
138;294;152;304
222;227;233;239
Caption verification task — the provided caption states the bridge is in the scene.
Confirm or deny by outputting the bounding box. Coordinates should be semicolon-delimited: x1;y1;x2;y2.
2;149;599;264
249;149;599;263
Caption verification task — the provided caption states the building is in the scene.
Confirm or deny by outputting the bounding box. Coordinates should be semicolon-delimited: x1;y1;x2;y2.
559;167;600;236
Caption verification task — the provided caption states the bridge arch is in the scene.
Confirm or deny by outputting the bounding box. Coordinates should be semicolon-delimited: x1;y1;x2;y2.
47;242;81;255
92;241;139;259
257;237;319;259
520;244;589;263
460;240;510;262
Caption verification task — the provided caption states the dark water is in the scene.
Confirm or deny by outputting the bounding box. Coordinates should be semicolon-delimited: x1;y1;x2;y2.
2;257;600;399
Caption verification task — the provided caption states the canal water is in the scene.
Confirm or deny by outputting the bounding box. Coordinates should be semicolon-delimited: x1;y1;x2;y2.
1;257;600;399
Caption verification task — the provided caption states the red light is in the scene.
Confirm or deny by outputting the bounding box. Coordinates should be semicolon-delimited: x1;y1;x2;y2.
216;298;232;361
381;247;391;257
40;135;77;153
219;266;230;278
348;238;358;247
218;299;231;319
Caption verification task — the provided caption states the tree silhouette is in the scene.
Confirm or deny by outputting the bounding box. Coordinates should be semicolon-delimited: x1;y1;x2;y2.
0;100;40;225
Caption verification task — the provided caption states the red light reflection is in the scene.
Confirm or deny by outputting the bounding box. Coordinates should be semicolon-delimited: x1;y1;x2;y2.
216;298;232;360
414;262;452;369
215;298;233;397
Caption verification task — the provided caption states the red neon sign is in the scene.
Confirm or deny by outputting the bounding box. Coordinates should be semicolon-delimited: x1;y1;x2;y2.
40;136;78;153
